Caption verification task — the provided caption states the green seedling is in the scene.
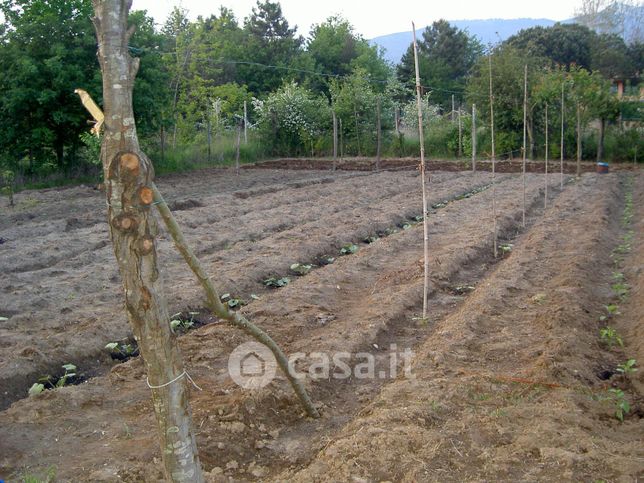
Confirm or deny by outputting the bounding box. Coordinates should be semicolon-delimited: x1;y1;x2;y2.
340;243;358;255
599;327;623;348
608;388;630;422
28;382;45;397
363;235;379;244
400;223;412;230
605;304;620;316
432;201;448;209
263;277;290;288
499;243;514;253
170;316;195;332
290;263;313;275
318;255;335;265
611;283;629;301
616;359;638;375
611;271;624;282
220;293;246;308
412;215;424;222
105;341;138;358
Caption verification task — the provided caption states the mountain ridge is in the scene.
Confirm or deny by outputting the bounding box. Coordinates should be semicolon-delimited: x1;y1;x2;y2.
369;18;563;64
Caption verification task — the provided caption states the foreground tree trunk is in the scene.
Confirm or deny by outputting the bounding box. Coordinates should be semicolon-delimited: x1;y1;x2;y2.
91;1;203;480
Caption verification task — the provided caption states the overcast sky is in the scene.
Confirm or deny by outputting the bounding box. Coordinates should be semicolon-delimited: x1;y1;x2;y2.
131;0;581;38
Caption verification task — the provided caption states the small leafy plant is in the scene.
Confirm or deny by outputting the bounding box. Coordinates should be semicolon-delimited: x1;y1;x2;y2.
170;312;199;332
105;341;139;360
29;363;79;396
599;327;623;348
616;359;638;376
263;276;290;288
611;283;629;301
220;293;246;309
499;243;513;253
290;263;313;275
363;235;379;244
607;388;630;422
340;243;358;255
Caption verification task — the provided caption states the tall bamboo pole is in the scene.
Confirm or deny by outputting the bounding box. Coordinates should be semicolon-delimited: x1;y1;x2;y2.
91;1;202;480
545;103;549;209
235;121;241;176
576;102;582;176
489;54;498;259
560;82;565;189
412;22;430;322
522;64;527;227
243;100;248;144
458;107;462;158
332;110;338;171
472;103;477;171
376;97;381;171
451;94;455;122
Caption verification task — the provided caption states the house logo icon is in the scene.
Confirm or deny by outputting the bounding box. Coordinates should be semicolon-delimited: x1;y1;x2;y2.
228;341;277;389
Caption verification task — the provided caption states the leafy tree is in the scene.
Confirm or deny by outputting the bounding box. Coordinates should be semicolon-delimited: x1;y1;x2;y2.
0;0;99;173
307;16;390;94
239;0;306;94
397;20;483;109
506;23;596;70
330;68;380;156
253;81;330;155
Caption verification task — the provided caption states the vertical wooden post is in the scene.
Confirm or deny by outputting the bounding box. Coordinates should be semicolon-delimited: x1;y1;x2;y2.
545;103;548;209
489;54;498;259
235;120;241;176
451;94;455;122
522;64;527;228
376;97;381;171
243;100;248;144
472;104;477;171
332;110;338;171
339;118;344;161
354;102;361;156
91;1;203;481
206;118;212;163
395;106;400;137
457;107;462;158
560;82;565;189
412;22;430;322
576;102;581;177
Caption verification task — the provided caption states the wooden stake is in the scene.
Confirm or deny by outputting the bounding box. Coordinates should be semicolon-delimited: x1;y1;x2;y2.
91;1;203;480
332;110;338;171
376;97;382;171
472;103;477;171
576;102;582;177
522;64;527;227
207;117;212;163
243;100;248;144
489;54;498;259
412;22;430;322
235;121;241;176
451;94;455;122
457;106;463;158
339;118;344;161
560;82;565;189
545;103;548;209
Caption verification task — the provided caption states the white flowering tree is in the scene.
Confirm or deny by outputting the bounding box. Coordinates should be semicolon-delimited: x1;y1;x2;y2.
253;82;331;156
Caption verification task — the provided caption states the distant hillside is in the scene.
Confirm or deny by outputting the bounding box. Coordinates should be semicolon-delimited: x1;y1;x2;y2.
370;18;559;64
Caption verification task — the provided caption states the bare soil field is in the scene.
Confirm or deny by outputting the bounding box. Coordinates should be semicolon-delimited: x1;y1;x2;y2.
250;157;638;174
0;163;642;482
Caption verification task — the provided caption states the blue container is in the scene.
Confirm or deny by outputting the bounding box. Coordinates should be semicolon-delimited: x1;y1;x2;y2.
597;162;609;174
